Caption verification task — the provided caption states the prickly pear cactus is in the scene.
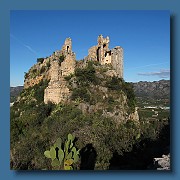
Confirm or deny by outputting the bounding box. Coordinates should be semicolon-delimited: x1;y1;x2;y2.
44;134;80;170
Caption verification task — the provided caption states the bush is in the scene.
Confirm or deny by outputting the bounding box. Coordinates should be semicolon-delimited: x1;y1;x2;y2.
46;61;51;68
37;58;44;63
122;82;136;112
40;66;46;74
59;55;65;65
106;77;136;112
24;72;28;79
64;74;74;81
71;87;90;102
33;79;49;102
75;61;99;86
106;76;122;90
11;96;169;170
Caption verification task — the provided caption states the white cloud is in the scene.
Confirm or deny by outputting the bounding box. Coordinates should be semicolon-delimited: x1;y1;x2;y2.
126;62;169;70
138;69;170;78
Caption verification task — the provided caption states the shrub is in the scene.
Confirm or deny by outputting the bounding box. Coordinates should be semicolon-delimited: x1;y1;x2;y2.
64;74;74;81
37;58;44;63
107;96;115;104
24;72;28;79
59;55;65;65
46;61;51;68
33;79;49;102
40;66;46;74
122;82;136;112
75;61;99;86
71;87;90;102
106;76;121;90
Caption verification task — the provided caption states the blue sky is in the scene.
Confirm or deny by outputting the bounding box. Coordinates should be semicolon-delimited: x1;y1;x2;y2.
10;10;170;86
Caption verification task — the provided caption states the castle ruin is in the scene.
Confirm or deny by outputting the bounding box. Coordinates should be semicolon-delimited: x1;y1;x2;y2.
85;35;123;78
44;35;124;104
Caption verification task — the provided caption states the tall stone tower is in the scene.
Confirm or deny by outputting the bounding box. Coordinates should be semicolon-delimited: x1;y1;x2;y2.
111;46;123;78
44;37;76;104
97;35;110;64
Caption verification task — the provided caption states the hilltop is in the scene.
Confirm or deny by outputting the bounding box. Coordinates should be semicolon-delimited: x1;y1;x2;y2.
10;35;170;170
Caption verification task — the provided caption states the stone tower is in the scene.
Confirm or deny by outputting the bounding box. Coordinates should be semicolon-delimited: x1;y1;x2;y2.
61;37;73;55
111;46;123;78
97;35;110;64
44;38;76;104
85;35;124;78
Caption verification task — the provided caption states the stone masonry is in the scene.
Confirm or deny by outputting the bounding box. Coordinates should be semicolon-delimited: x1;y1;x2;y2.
85;35;123;78
44;35;124;104
44;38;76;104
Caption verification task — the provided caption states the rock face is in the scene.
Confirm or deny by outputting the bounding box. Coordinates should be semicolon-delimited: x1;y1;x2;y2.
25;75;44;88
153;154;170;170
85;35;123;78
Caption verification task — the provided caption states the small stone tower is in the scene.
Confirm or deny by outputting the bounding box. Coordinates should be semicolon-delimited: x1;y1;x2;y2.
61;37;73;55
97;35;110;64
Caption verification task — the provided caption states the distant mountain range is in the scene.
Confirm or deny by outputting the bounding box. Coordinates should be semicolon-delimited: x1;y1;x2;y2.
132;80;170;99
10;86;24;97
10;80;170;101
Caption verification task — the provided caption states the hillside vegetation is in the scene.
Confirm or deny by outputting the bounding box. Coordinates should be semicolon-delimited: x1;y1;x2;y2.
10;61;170;170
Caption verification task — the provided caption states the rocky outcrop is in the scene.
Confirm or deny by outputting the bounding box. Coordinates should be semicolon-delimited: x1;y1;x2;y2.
153;154;170;170
24;75;44;88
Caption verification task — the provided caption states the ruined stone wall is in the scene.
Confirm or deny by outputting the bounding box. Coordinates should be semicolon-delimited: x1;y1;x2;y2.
85;35;110;64
61;37;72;55
44;37;76;104
97;35;110;64
102;51;111;65
44;78;71;104
85;35;123;78
86;46;97;61
44;59;73;104
61;54;76;76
